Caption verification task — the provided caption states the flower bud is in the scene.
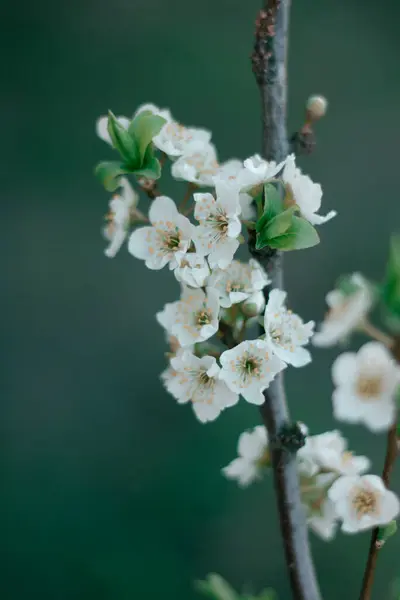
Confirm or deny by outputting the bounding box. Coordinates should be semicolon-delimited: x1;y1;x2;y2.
306;95;328;121
242;291;265;317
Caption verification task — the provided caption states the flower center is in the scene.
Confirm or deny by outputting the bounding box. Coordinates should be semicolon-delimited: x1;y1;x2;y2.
241;355;262;376
226;280;244;293
256;447;270;468
341;451;353;464
357;375;382;399
196;308;212;326
198;371;214;388
163;231;181;251
352;489;378;518
166;122;190;142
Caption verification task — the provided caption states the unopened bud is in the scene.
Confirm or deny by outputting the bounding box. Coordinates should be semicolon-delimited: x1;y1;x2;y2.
306;95;328;121
242;291;265;317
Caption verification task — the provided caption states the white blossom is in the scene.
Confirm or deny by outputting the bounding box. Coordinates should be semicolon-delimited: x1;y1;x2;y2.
328;474;400;533
282;154;336;225
128;196;192;270
239;193;256;221
242;154;286;189
156;286;220;347
307;497;338;541
174;253;210;288
208;259;270;308
297;430;370;477
332;342;400;432
263;289;314;367
162;351;238;423
171;142;219;187
219;340;286;405
134;102;172;122
313;274;373;347
222;426;269;487
193;180;242;269
103;178;139;258
96;114;130;145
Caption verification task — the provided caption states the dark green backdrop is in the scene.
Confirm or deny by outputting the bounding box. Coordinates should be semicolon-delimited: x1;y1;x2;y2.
2;0;400;598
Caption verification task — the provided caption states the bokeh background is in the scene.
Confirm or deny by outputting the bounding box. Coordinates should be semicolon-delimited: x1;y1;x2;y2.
3;0;400;598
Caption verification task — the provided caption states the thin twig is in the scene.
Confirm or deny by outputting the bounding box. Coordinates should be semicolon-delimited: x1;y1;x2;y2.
359;320;394;349
250;2;322;600
179;183;196;213
358;338;400;600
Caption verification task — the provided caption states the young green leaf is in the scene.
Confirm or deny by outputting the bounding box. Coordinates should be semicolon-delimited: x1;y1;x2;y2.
263;183;284;220
377;520;397;547
382;234;400;319
107;111;138;166
195;574;238;600
95;161;129;192
135;155;162;180
129;111;166;163
263;205;298;239
268;216;320;251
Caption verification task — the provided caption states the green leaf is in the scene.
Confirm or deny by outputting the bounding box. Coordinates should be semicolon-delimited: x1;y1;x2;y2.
377;520;397;547
107;111;138;167
267;216;320;251
196;574;238;600
264;205;298;239
263;183;284;220
382;234;400;320
255;184;284;234
95;161;129;192
135;156;162;180
129;111;166;163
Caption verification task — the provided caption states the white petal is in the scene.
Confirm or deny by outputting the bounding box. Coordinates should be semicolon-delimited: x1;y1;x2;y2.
331;352;357;387
128;227;153;260
149;195;179;224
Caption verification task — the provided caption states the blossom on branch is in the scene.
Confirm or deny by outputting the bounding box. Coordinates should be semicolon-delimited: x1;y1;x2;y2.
297;430;370;477
307;495;338;541
171;142;219;187
331;342;400;432
128;195;193;270
135;104;212;158
156;286;220;347
282;154;336;225
174;253;210;288
162;351;238;423
193;181;242;269
263;289;314;367
313;274;372;347
208;259;270;308
219;340;286;404
103;178;139;258
222;426;269;487
328;474;400;533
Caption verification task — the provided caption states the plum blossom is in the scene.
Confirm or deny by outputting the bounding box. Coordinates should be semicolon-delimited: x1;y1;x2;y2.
103;178;139;258
156;286;220;347
331;342;400;432
242;154;286;189
328;474;400;533
282;154;336;225
219;340;286;405
307;497;338;541
297;430;370;477
264;289;314;367
193;180;242;269
135;104;212;158
171;142;219;187
128;196;192;270
222;426;269;487
162;351;238;423
313;273;372;347
174;253;210;288
96;114;130;145
208;259;270;308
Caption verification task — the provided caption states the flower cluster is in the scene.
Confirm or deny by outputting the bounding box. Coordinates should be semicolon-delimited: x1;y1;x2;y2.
95;103;399;545
223;427;399;539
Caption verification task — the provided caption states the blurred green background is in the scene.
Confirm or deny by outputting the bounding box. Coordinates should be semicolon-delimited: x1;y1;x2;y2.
2;0;400;598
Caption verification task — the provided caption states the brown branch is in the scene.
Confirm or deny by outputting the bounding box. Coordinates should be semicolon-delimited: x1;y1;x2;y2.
250;2;322;600
358;338;400;600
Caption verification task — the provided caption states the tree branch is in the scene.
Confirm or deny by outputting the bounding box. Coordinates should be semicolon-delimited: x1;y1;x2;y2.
358;338;400;600
250;3;322;599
